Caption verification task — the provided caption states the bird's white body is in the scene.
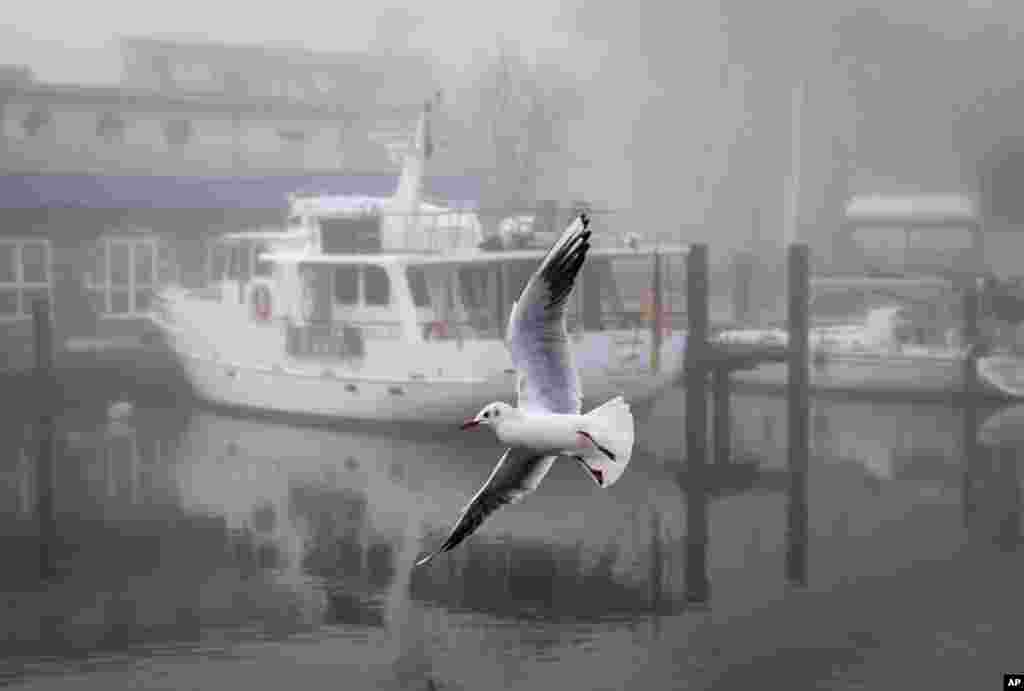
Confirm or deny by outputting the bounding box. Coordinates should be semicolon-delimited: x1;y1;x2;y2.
416;214;638;566
494;412;589;454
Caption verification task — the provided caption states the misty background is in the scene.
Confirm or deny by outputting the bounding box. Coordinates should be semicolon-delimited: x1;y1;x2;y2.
3;0;1023;262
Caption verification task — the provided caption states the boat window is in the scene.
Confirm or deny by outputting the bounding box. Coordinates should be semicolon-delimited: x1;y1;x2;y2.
253;242;273;277
364;266;390;306
334;266;358;305
508;259;540;298
211;244;229;281
406;267;431;307
110;243;131;286
227;244;250;280
458;267;489;309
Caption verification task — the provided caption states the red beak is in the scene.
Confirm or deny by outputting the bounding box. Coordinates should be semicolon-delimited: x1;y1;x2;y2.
460;419;480;430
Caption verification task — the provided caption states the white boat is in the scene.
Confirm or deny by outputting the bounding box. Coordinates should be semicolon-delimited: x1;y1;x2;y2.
149;99;688;424
716;303;975;399
714;190;1024;401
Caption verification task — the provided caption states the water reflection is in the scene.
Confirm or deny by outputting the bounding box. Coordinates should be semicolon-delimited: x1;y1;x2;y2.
973;404;1024;550
176;412;696;624
0;390;1019;686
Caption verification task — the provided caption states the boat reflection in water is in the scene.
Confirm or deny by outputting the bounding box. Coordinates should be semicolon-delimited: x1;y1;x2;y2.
169;409;709;689
173;410;697;621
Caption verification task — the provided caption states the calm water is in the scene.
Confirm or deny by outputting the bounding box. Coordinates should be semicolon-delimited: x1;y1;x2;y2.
0;388;1019;689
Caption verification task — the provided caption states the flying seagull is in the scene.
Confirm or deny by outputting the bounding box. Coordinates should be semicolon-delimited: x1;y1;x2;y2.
415;213;636;567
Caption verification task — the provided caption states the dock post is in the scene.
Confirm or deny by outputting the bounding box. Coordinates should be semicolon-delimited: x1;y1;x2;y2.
497;263;509;334
785;244;810;588
712;367;731;466
650;250;663;373
33;299;58;581
684;243;710;605
961;279;981;528
733;251;753;325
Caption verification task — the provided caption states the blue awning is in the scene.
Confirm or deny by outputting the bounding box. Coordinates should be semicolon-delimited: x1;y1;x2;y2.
0;173;482;210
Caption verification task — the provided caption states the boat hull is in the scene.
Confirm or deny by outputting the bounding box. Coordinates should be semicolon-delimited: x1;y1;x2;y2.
150;287;687;424
175;350;678;424
725;352;1017;403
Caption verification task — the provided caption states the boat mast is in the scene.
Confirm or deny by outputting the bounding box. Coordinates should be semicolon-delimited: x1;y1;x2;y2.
784;78;806;248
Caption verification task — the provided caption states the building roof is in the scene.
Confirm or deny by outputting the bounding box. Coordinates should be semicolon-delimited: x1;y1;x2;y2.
0;173;482;210
844;194;978;227
0;79;418;122
120;35;429;74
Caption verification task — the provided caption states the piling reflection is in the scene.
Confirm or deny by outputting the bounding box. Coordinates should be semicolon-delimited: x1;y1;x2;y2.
973;404;1024;550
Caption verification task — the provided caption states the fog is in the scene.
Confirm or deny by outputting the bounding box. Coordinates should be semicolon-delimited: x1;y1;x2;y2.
4;4;1024;687
5;1;1024;252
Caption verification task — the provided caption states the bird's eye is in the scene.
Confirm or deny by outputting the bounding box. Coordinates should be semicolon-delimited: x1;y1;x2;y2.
483;411;490;418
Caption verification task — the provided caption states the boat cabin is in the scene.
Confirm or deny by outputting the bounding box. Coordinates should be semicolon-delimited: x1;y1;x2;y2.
844;194;983;278
196;209;686;365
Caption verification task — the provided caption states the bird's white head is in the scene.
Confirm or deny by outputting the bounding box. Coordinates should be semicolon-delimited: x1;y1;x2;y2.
460;402;517;435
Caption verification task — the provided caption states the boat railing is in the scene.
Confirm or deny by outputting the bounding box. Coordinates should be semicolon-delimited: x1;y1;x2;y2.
373;205;671;253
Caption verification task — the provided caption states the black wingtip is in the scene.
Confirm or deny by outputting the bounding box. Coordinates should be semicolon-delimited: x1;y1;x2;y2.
541;228;591;308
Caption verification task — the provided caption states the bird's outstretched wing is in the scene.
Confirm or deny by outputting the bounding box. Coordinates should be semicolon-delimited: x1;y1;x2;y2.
415;446;557;567
507;213;592;415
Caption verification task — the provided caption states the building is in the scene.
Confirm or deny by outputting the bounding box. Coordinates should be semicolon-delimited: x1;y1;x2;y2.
119;36;432;110
0;38;479;369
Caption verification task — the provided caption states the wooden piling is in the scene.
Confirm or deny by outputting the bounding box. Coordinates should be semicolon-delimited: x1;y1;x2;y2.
650;251;663;373
785;244;810;588
684;243;710;604
497;263;508;333
712;367;731;466
961;279;980;528
33;299;58;581
733;251;753;325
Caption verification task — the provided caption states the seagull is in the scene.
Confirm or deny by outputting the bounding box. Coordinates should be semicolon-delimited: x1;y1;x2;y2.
415;213;636;567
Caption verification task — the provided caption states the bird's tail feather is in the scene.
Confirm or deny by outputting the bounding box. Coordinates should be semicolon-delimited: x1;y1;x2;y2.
576;396;635;488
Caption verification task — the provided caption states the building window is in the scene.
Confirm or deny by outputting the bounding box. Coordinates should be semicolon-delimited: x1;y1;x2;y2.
96;112;126;143
278;129;308;166
22;107;52;137
313;71;335;95
0;238;52;320
164;118;192;149
277;129;307;145
86;235;159;318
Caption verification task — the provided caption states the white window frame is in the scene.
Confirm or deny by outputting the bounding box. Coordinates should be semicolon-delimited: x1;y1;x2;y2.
0;237;53;322
86;234;160;319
